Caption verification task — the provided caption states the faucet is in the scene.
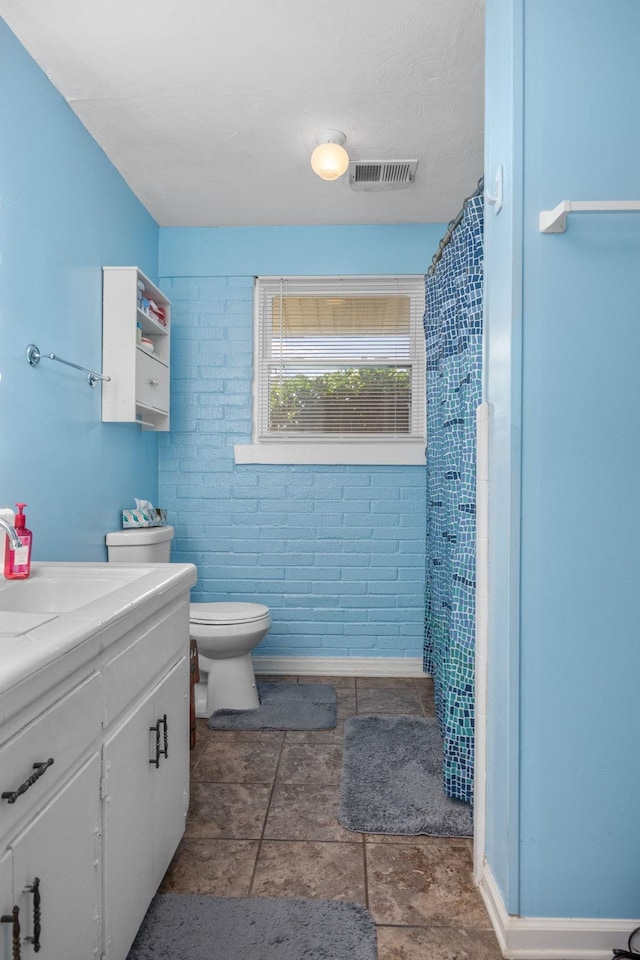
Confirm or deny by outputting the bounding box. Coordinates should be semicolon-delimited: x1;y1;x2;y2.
0;517;23;551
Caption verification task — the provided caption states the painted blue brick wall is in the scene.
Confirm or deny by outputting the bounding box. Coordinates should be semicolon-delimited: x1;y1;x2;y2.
159;254;433;660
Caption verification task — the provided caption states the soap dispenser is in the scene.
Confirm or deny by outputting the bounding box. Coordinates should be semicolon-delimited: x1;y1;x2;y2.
4;503;32;580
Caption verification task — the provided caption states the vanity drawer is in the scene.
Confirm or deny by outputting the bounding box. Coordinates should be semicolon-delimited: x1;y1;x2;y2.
104;601;189;725
135;350;169;412
0;672;102;840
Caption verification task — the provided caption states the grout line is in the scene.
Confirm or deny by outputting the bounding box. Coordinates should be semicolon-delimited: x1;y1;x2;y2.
246;722;287;895
417;679;427;717
241;837;364;845
362;833;370;911
190;779;279;786
375;921;485;930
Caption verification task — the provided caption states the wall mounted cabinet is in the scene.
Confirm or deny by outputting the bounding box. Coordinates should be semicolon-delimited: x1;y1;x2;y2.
102;267;171;431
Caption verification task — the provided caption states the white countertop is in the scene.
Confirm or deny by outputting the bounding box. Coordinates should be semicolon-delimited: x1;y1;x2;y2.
0;562;197;702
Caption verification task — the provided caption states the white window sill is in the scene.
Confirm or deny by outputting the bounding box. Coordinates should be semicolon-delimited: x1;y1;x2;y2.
233;441;426;466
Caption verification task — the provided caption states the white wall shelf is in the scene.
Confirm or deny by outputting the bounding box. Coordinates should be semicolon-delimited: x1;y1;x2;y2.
539;199;640;233
102;267;171;431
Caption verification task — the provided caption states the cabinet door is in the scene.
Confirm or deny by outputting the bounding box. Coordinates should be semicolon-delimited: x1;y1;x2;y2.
150;657;189;887
103;655;189;960
102;684;155;960
0;850;16;960
11;754;101;960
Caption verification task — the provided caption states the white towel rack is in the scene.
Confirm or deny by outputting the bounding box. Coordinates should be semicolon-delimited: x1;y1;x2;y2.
539;200;640;234
26;343;110;387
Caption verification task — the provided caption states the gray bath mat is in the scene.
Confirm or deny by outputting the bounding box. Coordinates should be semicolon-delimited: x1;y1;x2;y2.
127;894;377;960
207;682;337;730
339;715;473;837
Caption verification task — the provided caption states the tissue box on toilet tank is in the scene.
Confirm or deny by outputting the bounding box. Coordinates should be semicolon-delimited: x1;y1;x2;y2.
122;508;168;528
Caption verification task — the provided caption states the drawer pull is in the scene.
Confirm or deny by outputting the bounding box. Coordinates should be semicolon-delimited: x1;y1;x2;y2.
162;714;169;761
1;904;21;959
2;759;54;804
149;715;168;768
24;878;41;952
148;378;159;387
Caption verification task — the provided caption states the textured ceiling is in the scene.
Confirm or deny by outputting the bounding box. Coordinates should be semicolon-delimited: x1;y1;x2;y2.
0;0;484;227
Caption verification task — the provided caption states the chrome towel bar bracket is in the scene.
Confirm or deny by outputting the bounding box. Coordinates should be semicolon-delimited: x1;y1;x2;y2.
26;343;110;387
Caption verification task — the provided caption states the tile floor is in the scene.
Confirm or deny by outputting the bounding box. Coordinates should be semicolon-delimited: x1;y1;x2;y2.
160;675;503;960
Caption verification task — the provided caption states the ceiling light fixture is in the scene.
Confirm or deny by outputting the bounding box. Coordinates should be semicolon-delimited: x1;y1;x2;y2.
311;130;349;181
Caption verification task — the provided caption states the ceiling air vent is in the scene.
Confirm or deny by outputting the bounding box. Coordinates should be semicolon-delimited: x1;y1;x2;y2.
348;159;418;191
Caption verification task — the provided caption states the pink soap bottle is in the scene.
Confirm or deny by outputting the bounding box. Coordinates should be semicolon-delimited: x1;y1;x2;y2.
4;503;32;580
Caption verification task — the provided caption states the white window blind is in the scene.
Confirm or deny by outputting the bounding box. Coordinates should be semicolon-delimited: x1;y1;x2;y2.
254;276;426;442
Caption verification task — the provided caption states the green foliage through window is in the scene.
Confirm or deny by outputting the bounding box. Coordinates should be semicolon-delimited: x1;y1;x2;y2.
269;366;410;434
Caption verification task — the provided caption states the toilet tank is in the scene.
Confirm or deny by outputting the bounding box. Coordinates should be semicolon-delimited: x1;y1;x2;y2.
105;525;175;562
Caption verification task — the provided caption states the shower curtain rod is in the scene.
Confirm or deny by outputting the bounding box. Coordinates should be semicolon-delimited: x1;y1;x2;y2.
427;177;484;276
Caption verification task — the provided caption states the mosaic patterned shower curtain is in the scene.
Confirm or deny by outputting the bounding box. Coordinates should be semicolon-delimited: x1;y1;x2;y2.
423;194;483;805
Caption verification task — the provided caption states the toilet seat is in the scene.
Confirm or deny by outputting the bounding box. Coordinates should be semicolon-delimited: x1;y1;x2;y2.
190;601;270;625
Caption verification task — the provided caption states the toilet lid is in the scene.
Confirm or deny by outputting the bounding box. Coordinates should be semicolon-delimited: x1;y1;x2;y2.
190;601;270;625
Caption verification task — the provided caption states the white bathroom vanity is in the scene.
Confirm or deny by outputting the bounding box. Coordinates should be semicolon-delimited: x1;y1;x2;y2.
0;561;197;960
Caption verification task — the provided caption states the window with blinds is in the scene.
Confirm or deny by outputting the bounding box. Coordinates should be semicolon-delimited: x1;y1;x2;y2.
254;276;426;441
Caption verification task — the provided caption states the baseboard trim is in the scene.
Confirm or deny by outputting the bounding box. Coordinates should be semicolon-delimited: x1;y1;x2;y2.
478;862;639;959
253;656;427;678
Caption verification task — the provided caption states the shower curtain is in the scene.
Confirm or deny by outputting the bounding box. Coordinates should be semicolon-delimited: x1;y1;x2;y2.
423;193;483;805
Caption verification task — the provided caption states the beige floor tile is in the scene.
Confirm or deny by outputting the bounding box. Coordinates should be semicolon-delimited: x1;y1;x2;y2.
176;676;491;954
337;692;357;718
417;695;437;718
159;838;259;896
185;781;271;839
365;834;472;847
284;721;345;744
189;732;209;771
201;728;286;743
414;678;436;717
254;673;298;683
277;743;343;784
251;840;366;903
356;686;424;716
376;924;503;960
194;738;281;783
365;842;491;927
297;675;357;690
356;677;421;689
264;782;359;842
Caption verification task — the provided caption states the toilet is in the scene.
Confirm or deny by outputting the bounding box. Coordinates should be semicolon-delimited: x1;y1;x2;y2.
105;525;272;717
189;602;271;717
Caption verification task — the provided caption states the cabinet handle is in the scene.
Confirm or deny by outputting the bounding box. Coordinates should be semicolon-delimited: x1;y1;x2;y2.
1;905;21;959
150;719;161;768
23;878;41;953
161;714;168;761
148;378;159;386
149;715;168;768
2;759;54;804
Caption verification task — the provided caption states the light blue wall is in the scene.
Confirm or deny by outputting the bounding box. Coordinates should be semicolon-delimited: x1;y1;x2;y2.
484;0;640;921
160;225;444;279
158;225;444;659
0;20;160;560
518;0;640;919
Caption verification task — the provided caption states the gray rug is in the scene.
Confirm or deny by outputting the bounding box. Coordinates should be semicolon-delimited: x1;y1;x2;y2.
339;715;473;837
127;894;377;960
207;682;337;730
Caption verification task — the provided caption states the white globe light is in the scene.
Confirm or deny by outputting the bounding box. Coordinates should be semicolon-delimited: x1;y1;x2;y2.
311;138;349;181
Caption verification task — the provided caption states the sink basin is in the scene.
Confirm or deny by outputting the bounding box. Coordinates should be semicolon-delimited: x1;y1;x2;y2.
0;568;147;614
